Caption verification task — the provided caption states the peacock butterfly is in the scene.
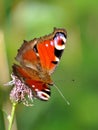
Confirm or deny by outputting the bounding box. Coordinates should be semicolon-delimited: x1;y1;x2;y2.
12;28;67;101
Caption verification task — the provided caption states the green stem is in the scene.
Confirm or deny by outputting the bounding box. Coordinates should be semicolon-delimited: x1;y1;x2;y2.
8;102;17;130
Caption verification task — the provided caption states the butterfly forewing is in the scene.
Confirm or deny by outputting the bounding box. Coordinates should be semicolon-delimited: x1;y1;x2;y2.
37;28;67;74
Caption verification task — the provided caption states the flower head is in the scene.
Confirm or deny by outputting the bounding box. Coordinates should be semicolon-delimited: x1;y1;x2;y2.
5;74;34;106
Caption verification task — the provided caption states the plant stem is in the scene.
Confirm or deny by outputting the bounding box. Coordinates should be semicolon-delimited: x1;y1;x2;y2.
8;102;17;130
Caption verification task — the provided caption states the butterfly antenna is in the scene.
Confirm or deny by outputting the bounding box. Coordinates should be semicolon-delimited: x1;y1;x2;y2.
54;84;70;106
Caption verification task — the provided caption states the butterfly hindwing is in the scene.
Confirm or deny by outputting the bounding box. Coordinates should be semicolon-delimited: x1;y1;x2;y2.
13;64;51;101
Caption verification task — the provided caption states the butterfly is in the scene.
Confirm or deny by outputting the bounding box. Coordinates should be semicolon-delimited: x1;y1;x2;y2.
12;28;67;101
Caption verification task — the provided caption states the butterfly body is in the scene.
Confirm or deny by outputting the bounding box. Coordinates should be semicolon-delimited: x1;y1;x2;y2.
13;28;67;101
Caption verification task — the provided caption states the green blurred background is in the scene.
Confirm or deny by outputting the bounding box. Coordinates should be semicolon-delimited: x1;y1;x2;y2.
0;0;98;130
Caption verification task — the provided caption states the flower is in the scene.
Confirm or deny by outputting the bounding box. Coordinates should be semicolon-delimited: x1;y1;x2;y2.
5;74;34;106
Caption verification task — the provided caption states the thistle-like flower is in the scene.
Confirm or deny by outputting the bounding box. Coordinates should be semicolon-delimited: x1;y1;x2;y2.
5;74;34;106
